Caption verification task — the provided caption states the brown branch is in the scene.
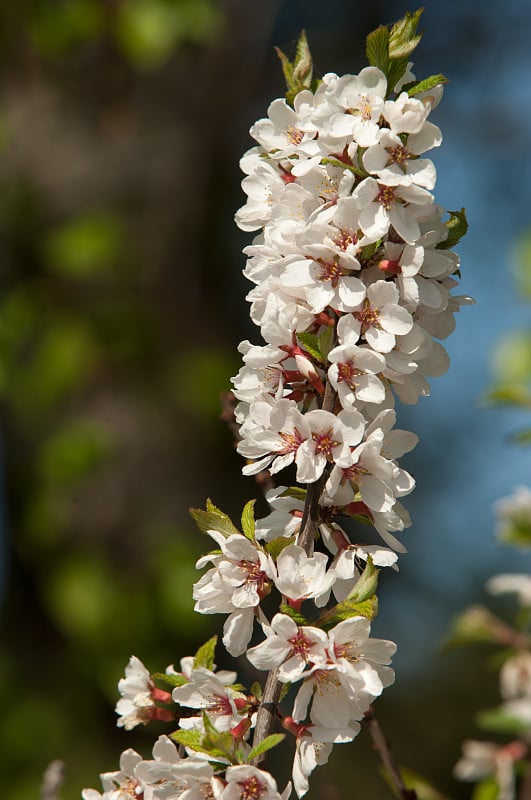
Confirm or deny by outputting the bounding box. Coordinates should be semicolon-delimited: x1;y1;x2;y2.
364;707;417;800
251;372;338;757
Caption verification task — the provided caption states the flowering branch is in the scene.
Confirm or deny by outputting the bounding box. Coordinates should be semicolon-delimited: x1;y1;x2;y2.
364;708;417;800
83;10;472;800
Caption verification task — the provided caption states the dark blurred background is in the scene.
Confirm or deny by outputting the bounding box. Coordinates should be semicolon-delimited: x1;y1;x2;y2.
1;0;531;797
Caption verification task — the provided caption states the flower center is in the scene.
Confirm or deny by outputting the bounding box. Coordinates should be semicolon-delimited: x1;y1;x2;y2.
237;776;267;800
288;629;315;658
312;430;339;458
337;361;364;390
334;228;358;251
279;427;305;454
356;299;380;333
286;126;304;145
317;258;342;287
388;144;410;164
377;185;396;209
207;694;233;716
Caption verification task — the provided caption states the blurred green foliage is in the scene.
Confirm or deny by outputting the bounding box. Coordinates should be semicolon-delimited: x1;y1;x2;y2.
485;228;531;441
0;1;230;798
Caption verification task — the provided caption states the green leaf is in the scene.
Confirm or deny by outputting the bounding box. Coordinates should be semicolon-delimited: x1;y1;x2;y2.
241;499;256;541
247;733;286;763
436;208;468;250
189;499;240;538
251;681;263;700
276;30;314;107
279;681;291;701
446;606;504;648
388;8;423;59
297;332;323;362
472;778;499;800
318;326;335;361
266;536;296;560
279;602;311;626
407;74;448;97
193;635;218;671
318;595;378;629
349;556;379;602
476;707;531;737
511;428;531;446
366;24;389;74
152;671;188;688
280;486;307;502
171;729;204;750
483;386;531;409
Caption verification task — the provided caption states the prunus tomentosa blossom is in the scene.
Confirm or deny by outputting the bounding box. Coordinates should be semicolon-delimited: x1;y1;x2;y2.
83;11;472;800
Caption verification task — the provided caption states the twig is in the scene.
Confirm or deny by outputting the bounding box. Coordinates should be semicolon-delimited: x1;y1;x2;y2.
251;667;282;765
364;707;417;800
40;760;64;800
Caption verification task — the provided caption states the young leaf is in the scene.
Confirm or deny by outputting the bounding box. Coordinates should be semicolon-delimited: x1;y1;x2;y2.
171;729;205;751
279;602;311;626
251;681;263;700
276;30;314;107
193;635;217;671
189;498;240;538
366;24;389;74
476;707;530;737
280;486;307;502
241;499;256;541
436;208;468;250
388;8;424;59
247;733;286;763
298;331;323;362
349;555;379;602
407;74;448;97
152;671;188;688
471;779;499;800
318;595;378;629
266;535;296;560
318;326;335;361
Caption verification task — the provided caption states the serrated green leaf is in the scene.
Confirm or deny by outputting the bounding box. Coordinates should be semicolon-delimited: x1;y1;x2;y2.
241;499;256;541
193;635;218;671
247;733;286;763
389;8;424;58
276;30;314;107
318;595;378;629
251;681;263;700
266;535;296;560
279;602;311;626
275;46;294;88
407;74;448;96
189;499;240;538
293;30;313;87
366;25;389;73
298;332;323;362
280;486;307;502
436;208;468;250
472;778;499;800
171;729;204;749
476;707;530;736
318;326;335;361
153;671;188;688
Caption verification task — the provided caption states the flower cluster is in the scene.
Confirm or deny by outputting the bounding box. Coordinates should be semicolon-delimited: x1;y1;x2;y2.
453;488;531;800
83;15;470;800
231;53;470;552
